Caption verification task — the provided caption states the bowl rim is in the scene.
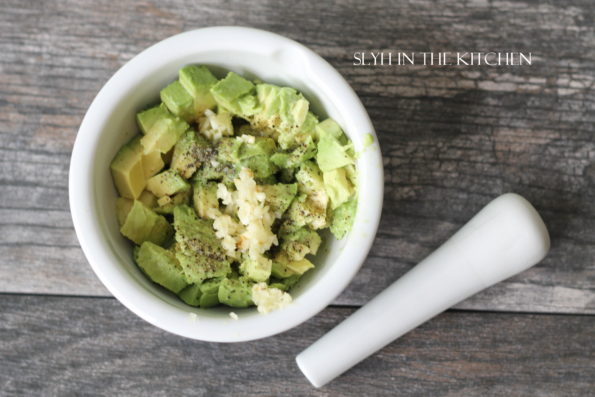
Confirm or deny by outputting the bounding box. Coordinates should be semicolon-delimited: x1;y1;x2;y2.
69;26;384;342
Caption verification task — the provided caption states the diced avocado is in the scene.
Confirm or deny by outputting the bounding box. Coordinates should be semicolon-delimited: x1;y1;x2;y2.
210;72;256;117
198;108;234;140
323;167;355;209
216;137;243;163
216;136;278;179
142;150;164;179
120;200;173;246
240;155;278;179
138;190;157;208
179;65;218;115
146;169;190;198
316;125;354;172
193;180;219;219
137;104;172;135
295;161;329;210
116;197;133;226
250;84;310;147
277;111;318;150
193;160;237;185
285;194;328;230
261;183;298;218
171;130;213;179
140;118;188;155
269;274;301;291
160;80;195;122
135;241;187;293
239;137;278;178
344;164;357;186
178;283;202;306
239;256;272;282
240;136;277;158
270;136;316;168
154;189;192;215
315;118;345;141
271;251;314;278
173;205;231;284
330;197;357;239
296;161;324;195
199;278;223;308
217;277;254;308
280;227;322;261
110;136;145;199
157;196;172;207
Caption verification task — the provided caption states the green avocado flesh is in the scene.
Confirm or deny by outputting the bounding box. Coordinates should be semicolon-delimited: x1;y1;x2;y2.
110;66;359;310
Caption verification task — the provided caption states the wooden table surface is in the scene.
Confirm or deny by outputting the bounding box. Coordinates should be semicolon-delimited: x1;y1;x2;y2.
1;0;594;395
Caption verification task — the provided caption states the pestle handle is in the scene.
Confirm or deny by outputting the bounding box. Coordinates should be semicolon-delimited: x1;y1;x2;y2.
296;193;550;388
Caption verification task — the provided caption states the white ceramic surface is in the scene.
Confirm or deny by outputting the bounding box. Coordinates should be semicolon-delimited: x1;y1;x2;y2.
69;27;384;342
296;193;550;387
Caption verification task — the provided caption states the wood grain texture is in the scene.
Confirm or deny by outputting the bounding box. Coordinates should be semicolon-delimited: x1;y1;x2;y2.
0;295;593;397
0;0;594;313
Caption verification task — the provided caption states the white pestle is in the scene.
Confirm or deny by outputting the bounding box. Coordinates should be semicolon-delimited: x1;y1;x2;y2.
296;193;550;388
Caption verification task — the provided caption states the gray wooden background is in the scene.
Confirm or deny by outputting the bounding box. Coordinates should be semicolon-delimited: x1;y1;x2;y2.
1;0;594;395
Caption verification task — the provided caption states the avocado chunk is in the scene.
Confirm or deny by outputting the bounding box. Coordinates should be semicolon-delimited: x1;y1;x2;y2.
140;117;188;155
217;136;278;179
142;150;165;179
135;241;188;293
296;160;329;211
280;227;322;261
137;104;172;135
316;122;354;172
277;111;318;151
250;84;310;148
323;166;355;209
146;169;190;198
110;136;146;199
199;278;223;307
271;251;314;278
193;160;236;184
193;180;219;219
138;190;158;208
154;189;192;215
285;194;328;230
210;72;257;117
239;256;272;282
330;197;357;239
216;137;243;163
115;197;133;226
171;130;213;179
173;205;231;284
269;274;301;292
315;118;345;141
218;277;254;308
239;137;278;179
270;135;316;168
160;80;195;122
178;283;202;306
120;200;173;246
179;65;218;115
261;183;298;218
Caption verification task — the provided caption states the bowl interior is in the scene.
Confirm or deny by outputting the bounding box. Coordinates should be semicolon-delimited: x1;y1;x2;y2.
73;27;383;341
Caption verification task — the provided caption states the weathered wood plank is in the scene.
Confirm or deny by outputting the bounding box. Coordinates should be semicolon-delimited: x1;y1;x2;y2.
0;295;593;396
0;0;594;312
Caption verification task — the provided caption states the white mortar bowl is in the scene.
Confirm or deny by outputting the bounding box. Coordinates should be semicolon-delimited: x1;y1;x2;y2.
69;27;383;342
